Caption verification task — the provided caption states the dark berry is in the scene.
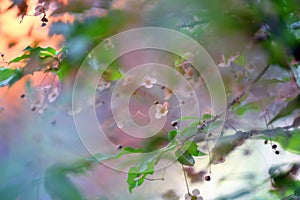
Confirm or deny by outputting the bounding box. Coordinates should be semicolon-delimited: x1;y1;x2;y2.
41;16;48;22
275;150;280;155
272;144;277;149
171;121;178;127
204;175;211;181
20;94;26;98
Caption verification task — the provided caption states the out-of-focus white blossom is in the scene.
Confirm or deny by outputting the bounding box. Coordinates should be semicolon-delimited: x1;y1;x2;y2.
142;76;157;88
155;101;169;119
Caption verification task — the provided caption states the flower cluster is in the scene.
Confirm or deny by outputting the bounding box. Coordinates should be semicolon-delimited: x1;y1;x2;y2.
21;74;60;114
184;189;203;200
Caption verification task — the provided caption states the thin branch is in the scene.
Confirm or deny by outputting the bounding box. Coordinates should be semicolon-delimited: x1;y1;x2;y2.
182;165;190;195
227;65;270;110
196;126;296;143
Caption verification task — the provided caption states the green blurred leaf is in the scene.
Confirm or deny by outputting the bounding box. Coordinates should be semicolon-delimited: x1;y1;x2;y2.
263;40;290;69
186;141;206;156
92;152;116;162
0;67;23;87
44;165;84;200
181;126;198;137
175;150;195;166
92;146;146;162
178;116;200;121
272;129;300;154
211;134;245;164
8;54;30;64
122;147;145;153
0;183;23;199
269;95;300;124
102;68;123;81
268;163;300;198
202;113;212;121
168;130;178;141
24;46;57;55
234;54;246;66
127;153;158;193
233;101;261;116
9;46;57;65
207;120;223;131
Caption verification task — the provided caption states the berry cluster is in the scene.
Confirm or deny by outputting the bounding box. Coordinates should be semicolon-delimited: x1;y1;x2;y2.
264;140;280;155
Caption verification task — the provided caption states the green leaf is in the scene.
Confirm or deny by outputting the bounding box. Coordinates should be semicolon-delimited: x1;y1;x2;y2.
263;40;289;69
0;183;23;200
24;46;57;56
92;147;146;162
0;67;23;87
168;130;178;141
234;54;246;66
127;160;155;193
44;165;84;200
233;101;261;116
272;129;300;154
181;126;198;137
186;141;206;156
207;120;223;131
56;62;69;80
175;150;195;166
8;54;30;64
90;152;116;162
202;113;212;121
269;95;300;124
122;147;145;153
102;68;123;81
178;116;200;121
268;163;300;198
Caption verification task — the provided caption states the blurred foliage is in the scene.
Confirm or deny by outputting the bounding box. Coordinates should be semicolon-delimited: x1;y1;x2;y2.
2;0;300;199
0;67;23;87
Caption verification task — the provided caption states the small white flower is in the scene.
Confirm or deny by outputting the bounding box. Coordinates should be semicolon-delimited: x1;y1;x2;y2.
37;85;51;91
38;105;48;114
34;92;45;107
184;194;192;200
192;189;200;196
97;79;111;91
155;102;169;119
142;76;157;88
48;88;59;103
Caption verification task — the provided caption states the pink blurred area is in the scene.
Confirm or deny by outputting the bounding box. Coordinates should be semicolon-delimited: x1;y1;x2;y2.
0;0;72;118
